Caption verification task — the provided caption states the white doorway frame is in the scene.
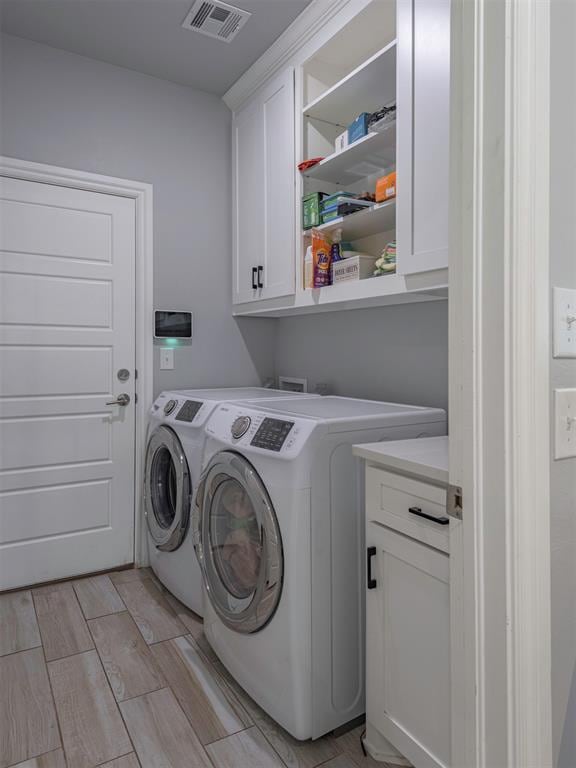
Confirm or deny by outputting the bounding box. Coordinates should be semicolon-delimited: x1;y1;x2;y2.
0;156;154;568
449;0;553;766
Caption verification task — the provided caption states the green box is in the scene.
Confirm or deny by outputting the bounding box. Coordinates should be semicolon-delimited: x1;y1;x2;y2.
302;192;326;230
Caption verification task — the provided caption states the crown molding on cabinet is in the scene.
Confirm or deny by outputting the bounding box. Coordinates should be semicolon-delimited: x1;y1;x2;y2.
222;0;353;112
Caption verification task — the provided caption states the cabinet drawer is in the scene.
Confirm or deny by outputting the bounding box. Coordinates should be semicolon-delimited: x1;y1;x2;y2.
366;465;449;553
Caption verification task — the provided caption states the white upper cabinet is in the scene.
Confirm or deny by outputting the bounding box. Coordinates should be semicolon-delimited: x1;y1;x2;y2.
232;67;295;305
396;0;451;275
227;0;451;316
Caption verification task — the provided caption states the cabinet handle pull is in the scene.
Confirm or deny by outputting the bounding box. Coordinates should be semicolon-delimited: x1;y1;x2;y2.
408;506;450;525
257;265;264;289
252;267;258;290
367;546;377;589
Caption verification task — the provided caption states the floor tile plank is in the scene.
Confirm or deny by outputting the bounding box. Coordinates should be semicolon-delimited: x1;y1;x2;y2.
334;726;388;767
8;749;67;768
88;612;165;701
32;584;94;662
205;727;285;768
151;636;251;744
48;650;131;768
212;661;341;768
119;688;212;768
114;580;186;644
0;648;61;768
108;569;154;586
98;754;140;768
73;576;125;620
0;591;41;657
317;757;358;768
162;592;204;641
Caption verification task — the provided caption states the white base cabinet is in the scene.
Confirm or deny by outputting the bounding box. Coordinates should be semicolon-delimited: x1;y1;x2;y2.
366;523;451;768
355;438;451;768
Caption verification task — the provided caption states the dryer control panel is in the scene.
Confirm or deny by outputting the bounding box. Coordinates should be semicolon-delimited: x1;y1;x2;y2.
150;392;209;426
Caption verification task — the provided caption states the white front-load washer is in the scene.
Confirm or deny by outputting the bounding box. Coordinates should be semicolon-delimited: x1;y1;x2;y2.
193;396;447;739
144;387;319;615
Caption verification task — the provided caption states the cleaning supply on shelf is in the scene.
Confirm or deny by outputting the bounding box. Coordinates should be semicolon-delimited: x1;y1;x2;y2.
312;230;332;287
374;240;397;276
368;102;397;132
332;254;378;283
347;112;370;144
335;130;349;153
330;228;344;264
298;158;324;172
302;191;327;229
375;171;397;203
304;245;314;289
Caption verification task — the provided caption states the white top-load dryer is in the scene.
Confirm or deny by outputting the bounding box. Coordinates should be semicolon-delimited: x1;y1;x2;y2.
144;388;319;614
193;396;447;739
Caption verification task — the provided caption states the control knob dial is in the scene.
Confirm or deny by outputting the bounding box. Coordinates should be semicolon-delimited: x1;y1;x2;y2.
231;415;251;439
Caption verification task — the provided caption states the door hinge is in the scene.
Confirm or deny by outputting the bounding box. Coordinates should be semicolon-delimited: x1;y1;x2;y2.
134;392;138;404
447;484;463;520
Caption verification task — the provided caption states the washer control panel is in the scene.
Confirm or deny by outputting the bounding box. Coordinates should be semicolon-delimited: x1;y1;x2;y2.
206;405;315;457
250;418;294;452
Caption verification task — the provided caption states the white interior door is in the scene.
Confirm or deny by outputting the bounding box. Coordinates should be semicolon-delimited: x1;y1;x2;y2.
0;176;136;590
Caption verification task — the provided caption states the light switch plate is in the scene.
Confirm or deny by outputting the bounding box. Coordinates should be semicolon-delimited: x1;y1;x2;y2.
160;348;174;370
554;388;576;459
553;287;576;358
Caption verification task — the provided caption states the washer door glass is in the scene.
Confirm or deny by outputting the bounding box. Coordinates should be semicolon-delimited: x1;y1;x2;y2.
144;426;191;552
195;452;283;634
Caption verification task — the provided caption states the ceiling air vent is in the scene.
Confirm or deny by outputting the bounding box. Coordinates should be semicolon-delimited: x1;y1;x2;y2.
182;0;251;43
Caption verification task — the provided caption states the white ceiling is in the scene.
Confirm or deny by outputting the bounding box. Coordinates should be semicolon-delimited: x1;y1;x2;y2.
0;0;312;95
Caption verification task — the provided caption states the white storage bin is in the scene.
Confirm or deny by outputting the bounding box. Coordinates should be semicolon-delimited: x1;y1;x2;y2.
332;254;377;283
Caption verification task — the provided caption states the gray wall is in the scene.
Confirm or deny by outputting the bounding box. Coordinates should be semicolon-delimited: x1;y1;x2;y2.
550;2;576;766
0;33;276;395
274;301;449;410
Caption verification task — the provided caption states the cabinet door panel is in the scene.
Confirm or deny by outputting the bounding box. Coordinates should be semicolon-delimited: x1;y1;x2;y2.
397;0;450;274
232;97;263;305
366;523;451;768
232;68;295;306
262;68;295;300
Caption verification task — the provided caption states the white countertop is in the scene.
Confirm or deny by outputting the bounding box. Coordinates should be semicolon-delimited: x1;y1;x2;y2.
353;436;449;484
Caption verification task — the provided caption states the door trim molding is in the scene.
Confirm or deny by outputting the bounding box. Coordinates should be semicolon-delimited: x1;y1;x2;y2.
0;155;154;568
449;0;552;766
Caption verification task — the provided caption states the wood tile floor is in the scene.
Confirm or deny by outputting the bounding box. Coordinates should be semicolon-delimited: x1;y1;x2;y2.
0;568;395;768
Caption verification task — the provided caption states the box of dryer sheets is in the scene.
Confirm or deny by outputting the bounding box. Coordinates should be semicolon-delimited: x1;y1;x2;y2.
332;254;377;283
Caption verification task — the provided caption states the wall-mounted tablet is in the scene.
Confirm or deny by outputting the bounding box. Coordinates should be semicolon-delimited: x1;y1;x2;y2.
154;310;193;339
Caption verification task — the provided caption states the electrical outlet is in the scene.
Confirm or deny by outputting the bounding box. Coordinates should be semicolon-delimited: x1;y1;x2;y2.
554;388;576;460
160;348;174;370
553;287;576;358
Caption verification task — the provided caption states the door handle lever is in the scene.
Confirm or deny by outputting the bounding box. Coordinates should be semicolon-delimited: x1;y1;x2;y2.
106;393;131;406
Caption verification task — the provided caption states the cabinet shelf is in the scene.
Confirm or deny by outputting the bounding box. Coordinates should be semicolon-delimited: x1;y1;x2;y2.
303;40;397;126
305;199;396;241
301;124;396;185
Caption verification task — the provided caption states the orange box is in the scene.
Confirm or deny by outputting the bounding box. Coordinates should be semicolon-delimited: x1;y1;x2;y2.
375;171;397;203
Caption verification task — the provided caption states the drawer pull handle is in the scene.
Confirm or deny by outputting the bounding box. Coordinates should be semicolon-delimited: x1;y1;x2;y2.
252;267;258;290
409;506;450;525
367;546;377;589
